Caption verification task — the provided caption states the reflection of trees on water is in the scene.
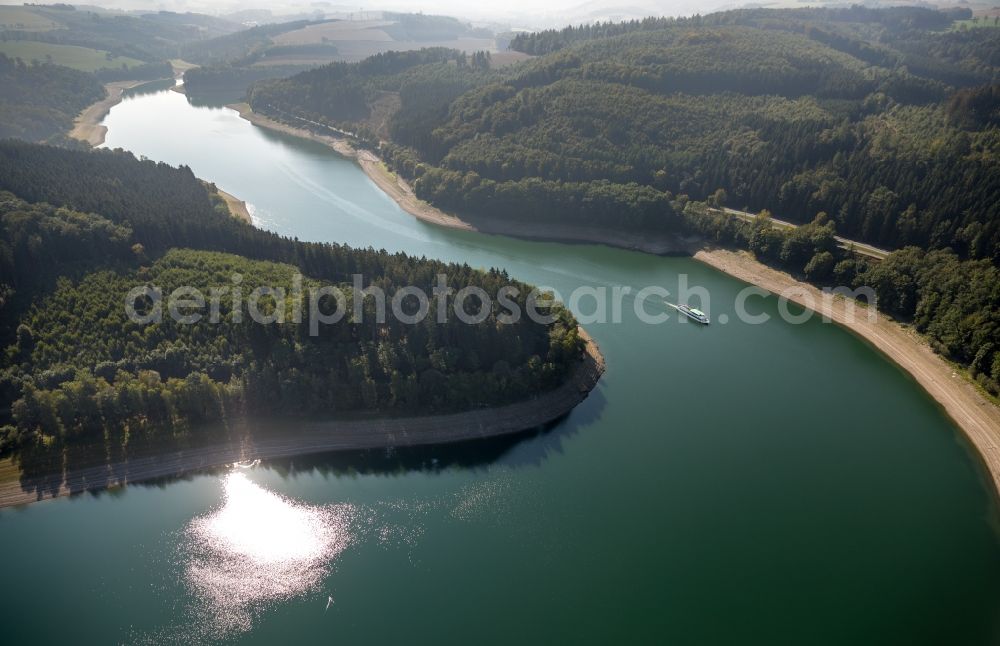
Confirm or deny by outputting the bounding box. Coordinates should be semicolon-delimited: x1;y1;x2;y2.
11;383;606;504
265;385;606;478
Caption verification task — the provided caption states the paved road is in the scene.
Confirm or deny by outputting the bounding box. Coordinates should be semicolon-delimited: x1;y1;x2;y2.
719;207;891;261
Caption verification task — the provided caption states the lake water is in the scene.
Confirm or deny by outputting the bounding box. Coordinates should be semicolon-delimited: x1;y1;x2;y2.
2;88;999;644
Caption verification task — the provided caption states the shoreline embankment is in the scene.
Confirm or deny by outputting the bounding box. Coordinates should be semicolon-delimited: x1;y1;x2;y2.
227;102;1000;497
70;61;194;147
69;80;147;147
215;185;252;223
0;332;604;509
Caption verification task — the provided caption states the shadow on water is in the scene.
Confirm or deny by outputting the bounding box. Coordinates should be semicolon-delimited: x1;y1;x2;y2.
10;419;241;504
262;384;609;481
247;114;356;158
183;87;249;109
124;78;176;98
11;383;608;506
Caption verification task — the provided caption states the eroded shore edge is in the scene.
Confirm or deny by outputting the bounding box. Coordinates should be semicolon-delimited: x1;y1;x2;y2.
69;80;147;147
69;62;193;148
0;332;604;509
215;186;252;223
227;102;1000;497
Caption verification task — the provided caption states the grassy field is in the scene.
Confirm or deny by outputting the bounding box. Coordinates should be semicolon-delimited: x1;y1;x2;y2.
949;18;1000;31
0;41;145;71
0;5;62;31
270;19;497;62
490;51;533;68
271;20;395;45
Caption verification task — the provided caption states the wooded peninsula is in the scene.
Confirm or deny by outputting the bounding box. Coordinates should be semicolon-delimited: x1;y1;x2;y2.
245;6;1000;399
0;142;598;492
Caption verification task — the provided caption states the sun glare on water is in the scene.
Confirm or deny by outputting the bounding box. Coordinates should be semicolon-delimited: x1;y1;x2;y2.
182;471;354;636
201;472;331;562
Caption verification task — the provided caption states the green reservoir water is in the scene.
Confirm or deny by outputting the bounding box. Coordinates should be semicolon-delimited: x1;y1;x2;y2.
2;88;999;644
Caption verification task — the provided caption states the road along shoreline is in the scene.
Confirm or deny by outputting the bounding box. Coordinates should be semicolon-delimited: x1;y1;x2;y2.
228;103;696;254
0;332;604;509
227;103;1000;498
693;248;1000;497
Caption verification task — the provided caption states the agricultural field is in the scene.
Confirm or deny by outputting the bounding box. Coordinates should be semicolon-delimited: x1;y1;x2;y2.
270;19;395;45
0;5;63;31
268;17;497;63
949;17;1000;30
489;50;533;67
272;35;495;64
0;41;145;72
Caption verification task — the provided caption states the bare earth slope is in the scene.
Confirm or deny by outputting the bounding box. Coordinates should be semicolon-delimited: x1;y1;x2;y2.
69;81;145;146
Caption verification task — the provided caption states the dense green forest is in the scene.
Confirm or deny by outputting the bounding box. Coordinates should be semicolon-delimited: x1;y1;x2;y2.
246;6;1000;396
681;203;1000;395
180;19;314;66
0;5;245;142
1;5;239;63
248;47;498;144
179;19;341;101
0;142;583;459
94;60;173;83
178;15;487;102
0;53;105;144
380;12;492;41
183;63;316;97
252;6;999;259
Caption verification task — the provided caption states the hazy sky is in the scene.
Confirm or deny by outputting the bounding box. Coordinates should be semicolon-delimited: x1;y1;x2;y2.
66;0;743;27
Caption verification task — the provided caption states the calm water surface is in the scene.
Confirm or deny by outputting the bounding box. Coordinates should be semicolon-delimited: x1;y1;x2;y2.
2;88;999;644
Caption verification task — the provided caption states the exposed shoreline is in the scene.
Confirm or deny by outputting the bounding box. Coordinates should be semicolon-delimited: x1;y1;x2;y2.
228;103;695;254
69;61;192;148
0;332;604;509
229;102;1000;497
215;185;252;223
69;80;147;147
694;248;1000;495
73;88;252;225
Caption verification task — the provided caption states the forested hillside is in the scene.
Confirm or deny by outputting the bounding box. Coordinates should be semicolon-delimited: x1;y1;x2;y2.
248;47;499;145
0;142;583;460
251;6;999;260
0;4;245;142
0;5;239;63
181;19;349;102
180;19;314;65
246;6;1000;396
180;13;493;103
0;54;105;143
380;12;492;41
682;205;1000;395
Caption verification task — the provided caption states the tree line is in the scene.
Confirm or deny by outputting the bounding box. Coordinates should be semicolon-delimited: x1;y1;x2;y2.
681;201;1000;396
0;143;585;461
237;6;1000;398
0;53;105;143
252;9;1000;263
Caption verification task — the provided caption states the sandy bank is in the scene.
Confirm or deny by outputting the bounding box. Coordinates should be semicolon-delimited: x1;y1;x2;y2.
69;80;146;147
694;248;1000;494
228;103;1000;496
71;62;192;147
0;333;604;509
229;103;695;254
216;186;252;224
